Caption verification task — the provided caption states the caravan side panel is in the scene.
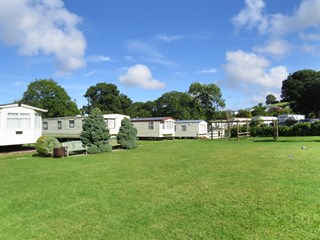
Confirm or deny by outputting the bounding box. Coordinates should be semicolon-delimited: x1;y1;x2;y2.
132;121;161;138
0;107;42;146
43;117;84;139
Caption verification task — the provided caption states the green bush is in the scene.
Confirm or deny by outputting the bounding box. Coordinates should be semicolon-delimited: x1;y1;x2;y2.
35;136;61;157
230;121;320;138
311;121;320;135
117;118;138;149
80;108;112;154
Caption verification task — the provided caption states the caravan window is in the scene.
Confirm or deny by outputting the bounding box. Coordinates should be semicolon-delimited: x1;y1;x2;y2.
165;121;174;130
57;121;62;130
200;124;206;132
43;122;48;130
106;119;115;129
69;120;75;128
181;125;187;131
35;114;41;129
148;122;154;130
7;113;31;129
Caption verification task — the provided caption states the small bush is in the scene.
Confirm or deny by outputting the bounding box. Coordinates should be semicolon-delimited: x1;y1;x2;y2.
311;121;320;135
36;136;61;157
117;118;138;149
80;108;112;154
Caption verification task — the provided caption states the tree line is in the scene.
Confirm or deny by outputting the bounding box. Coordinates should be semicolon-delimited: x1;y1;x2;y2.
19;69;320;120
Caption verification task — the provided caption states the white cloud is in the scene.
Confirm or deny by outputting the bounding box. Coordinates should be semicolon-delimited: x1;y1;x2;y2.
299;32;320;41
224;50;288;89
269;0;320;36
223;50;288;108
196;68;217;74
301;44;320;56
154;34;186;42
83;69;101;78
253;39;292;58
233;0;320;36
87;55;111;63
0;0;86;75
232;0;268;34
118;64;166;90
126;40;175;66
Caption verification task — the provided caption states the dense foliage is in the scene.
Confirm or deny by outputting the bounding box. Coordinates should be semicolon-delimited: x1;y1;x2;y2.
35;136;61;157
281;69;320;117
117;118;138;149
84;83;132;115
80;108;112;154
154;91;197;120
20;79;79;118
265;94;277;105
231;121;320;137
188;82;225;121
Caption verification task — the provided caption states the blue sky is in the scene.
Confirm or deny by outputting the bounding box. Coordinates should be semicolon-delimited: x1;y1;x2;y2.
1;0;319;111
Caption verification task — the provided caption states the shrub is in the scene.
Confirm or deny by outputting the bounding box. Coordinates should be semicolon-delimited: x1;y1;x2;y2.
80;108;112;154
311;121;320;136
117;118;138;149
35;136;61;157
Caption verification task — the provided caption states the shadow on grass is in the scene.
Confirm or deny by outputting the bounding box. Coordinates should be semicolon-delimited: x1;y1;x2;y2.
0;146;36;157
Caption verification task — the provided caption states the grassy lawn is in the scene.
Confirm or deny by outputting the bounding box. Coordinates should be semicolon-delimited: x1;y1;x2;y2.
1;137;319;239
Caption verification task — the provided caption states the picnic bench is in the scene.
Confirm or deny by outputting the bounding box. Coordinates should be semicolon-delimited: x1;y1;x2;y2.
62;141;87;156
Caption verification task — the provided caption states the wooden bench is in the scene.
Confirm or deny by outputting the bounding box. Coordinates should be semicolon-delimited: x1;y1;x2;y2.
62;141;87;156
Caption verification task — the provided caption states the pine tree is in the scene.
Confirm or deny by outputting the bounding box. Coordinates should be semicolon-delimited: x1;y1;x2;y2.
117;118;138;149
80;108;112;153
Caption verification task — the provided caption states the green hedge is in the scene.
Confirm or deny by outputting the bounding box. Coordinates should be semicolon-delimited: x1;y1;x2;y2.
230;121;320;137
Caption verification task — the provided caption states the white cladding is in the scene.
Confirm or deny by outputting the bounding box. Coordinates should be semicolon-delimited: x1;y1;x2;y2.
0;104;47;146
131;117;175;138
175;120;207;138
278;114;305;125
252;116;278;125
42;113;129;138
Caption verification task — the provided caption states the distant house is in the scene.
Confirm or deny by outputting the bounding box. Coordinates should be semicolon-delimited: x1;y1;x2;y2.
42;114;129;139
175;120;208;138
278;114;305;126
131;117;175;139
0;103;47;146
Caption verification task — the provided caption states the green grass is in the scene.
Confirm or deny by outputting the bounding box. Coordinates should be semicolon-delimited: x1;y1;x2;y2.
1;137;319;239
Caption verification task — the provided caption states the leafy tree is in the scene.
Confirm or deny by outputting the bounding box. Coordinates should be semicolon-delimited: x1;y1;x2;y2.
117;118;138;149
154;91;197;119
214;110;235;120
281;69;320;117
188;82;225;121
80;108;112;154
266;94;277;105
251;103;267;116
20;79;79;118
236;109;252;118
127;101;155;118
84;83;132;114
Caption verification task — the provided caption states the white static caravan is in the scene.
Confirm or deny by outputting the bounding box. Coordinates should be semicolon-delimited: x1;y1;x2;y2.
131;117;176;139
175;120;208;138
42;114;130;139
230;118;252;126
104;114;130;135
210;121;228;139
252;116;278;126
0;103;47;146
278;114;305;126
